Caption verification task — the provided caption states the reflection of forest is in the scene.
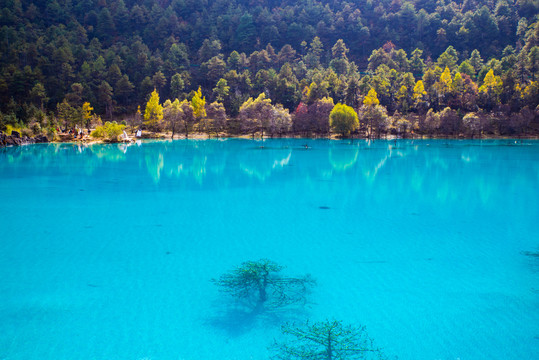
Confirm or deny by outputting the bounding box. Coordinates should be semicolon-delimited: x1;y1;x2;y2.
1;141;538;214
240;149;292;181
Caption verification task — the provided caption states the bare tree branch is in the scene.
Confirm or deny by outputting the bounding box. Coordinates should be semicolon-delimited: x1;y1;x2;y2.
271;320;385;360
212;259;315;311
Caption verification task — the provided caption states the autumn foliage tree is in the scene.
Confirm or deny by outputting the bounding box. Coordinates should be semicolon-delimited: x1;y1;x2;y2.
360;88;389;137
144;89;163;131
239;93;275;137
413;80;427;112
436;67;453;106
191;87;207;120
82;102;94;130
163;99;182;139
479;69;503;110
204;101;228;136
179;99;196;138
293;97;335;135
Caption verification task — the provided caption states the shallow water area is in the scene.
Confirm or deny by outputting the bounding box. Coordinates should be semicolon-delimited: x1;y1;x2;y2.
1;139;538;360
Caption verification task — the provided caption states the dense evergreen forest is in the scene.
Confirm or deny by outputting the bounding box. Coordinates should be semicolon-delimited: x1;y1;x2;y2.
1;0;539;137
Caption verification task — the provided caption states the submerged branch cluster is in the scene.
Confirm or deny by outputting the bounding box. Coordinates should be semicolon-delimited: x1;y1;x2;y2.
213;259;315;310
272;320;384;360
212;261;387;358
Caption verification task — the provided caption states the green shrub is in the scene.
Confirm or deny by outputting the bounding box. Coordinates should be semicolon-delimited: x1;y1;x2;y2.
45;126;57;140
330;103;359;136
91;122;126;141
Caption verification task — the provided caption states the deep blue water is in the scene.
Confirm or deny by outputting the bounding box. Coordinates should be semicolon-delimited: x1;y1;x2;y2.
1;139;538;360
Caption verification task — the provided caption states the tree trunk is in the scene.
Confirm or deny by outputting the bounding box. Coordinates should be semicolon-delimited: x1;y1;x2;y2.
258;271;268;304
326;329;332;360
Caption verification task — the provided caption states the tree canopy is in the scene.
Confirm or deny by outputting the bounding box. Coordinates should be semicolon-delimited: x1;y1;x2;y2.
1;0;538;138
144;89;163;130
330;104;359;137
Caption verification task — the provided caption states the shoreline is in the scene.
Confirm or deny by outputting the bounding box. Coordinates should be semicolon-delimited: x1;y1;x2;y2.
2;130;539;148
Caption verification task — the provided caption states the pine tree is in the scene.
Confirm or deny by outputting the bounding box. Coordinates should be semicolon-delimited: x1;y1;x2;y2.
469;50;484;75
97;81;113;120
170;74;185;100
527;46;539;81
410;48;425;75
29;83;48;111
213;79;230;102
115;75;134;104
152;71;167;92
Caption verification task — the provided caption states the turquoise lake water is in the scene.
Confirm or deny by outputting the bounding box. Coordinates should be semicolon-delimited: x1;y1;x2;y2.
1;139;538;360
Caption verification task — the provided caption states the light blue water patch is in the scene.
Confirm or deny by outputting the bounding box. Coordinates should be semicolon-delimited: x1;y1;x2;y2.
0;139;538;360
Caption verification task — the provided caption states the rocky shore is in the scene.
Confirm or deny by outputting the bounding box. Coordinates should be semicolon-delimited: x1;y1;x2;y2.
0;130;49;147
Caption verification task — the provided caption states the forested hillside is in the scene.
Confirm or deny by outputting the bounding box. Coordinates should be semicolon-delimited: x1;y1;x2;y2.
1;0;538;136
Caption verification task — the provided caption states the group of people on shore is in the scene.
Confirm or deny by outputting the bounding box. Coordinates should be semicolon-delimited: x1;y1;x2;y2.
57;127;90;139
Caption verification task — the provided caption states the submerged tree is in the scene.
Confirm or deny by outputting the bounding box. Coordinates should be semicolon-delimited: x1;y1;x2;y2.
272;320;385;360
212;259;315;310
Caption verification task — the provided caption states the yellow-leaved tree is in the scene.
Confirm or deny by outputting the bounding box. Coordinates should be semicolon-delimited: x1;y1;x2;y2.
361;87;389;138
435;67;453;105
191;86;206;119
478;69;503;110
144;89;163;131
396;85;409;112
440;67;452;87
363;88;379;106
329;103;359;137
413;80;427;111
82;102;94;130
451;72;465;108
163;99;182;139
